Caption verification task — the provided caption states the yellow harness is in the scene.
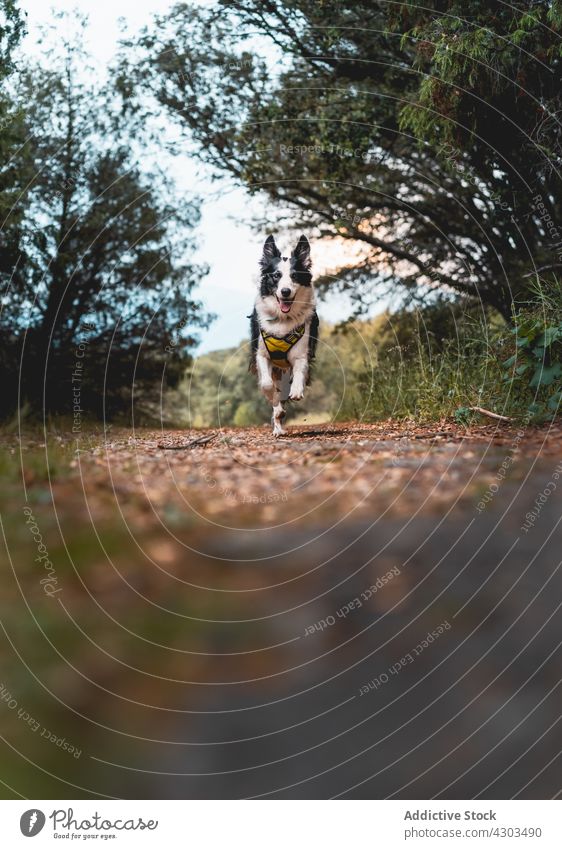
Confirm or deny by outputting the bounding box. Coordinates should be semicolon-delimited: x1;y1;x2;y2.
261;324;305;369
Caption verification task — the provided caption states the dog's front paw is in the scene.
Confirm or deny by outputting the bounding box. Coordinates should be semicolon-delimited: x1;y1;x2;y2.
260;378;274;394
289;387;304;401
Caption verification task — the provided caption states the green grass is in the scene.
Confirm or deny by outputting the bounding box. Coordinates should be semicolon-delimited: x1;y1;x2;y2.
351;287;562;425
345;302;501;422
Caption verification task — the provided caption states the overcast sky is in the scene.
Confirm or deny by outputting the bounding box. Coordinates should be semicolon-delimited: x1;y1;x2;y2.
17;1;360;353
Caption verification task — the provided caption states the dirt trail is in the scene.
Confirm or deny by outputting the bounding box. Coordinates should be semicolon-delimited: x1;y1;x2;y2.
76;419;562;528
2;420;561;798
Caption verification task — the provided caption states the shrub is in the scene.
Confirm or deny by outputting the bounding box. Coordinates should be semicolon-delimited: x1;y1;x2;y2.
500;277;562;421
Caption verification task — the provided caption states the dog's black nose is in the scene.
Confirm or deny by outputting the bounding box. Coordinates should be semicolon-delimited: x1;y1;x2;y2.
280;288;291;298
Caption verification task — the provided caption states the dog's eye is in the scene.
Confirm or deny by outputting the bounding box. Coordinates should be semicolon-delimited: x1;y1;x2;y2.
273;272;282;281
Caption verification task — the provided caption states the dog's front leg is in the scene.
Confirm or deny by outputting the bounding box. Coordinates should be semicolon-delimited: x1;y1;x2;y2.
289;356;308;401
271;383;286;437
256;353;274;400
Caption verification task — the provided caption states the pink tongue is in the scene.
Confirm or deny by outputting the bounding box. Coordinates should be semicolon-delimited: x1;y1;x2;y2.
280;301;291;313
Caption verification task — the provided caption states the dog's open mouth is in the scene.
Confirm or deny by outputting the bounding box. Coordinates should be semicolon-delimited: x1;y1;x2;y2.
276;295;294;314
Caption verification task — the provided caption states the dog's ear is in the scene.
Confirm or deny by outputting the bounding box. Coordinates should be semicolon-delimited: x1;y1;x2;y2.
292;235;311;270
261;235;281;266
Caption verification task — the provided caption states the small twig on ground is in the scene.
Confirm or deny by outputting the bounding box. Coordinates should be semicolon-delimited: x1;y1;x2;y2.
157;433;217;450
522;264;562;278
412;431;450;439
468;407;513;423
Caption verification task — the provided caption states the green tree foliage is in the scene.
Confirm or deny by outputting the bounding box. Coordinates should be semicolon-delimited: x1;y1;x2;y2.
120;1;562;319
0;0;23;69
0;13;210;419
499;276;562;420
0;0;26;258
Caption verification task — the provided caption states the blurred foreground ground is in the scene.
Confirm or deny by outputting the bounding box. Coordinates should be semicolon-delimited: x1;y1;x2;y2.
1;420;561;798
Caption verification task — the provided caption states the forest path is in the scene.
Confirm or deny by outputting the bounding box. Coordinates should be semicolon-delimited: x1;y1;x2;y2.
77;418;562;531
3;419;561;798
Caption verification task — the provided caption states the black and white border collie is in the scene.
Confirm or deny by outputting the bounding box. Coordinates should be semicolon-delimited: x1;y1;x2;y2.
249;235;319;436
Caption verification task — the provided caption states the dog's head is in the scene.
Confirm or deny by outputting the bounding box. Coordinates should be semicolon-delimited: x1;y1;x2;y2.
259;235;312;317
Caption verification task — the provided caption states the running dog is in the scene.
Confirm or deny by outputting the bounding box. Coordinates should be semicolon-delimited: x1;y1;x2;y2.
249;235;319;436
